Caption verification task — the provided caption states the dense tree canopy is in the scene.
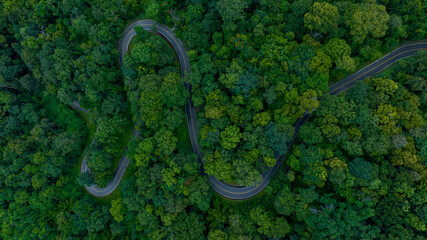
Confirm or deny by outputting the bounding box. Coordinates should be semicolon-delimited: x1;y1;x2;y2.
0;0;426;239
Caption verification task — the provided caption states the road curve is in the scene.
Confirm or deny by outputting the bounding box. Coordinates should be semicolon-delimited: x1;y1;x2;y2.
0;20;427;200
118;20;426;199
80;128;139;197
0;85;133;196
1;19;426;199
117;19;251;199
211;42;427;199
74;100;139;197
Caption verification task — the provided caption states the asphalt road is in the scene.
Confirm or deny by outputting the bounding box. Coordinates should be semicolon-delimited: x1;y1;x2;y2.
80;126;139;197
211;43;427;199
71;101;88;113
80;18;427;199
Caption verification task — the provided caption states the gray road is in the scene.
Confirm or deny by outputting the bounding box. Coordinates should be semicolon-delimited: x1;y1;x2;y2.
80;18;427;199
71;101;88;113
80;126;139;197
209;43;427;199
73;100;139;197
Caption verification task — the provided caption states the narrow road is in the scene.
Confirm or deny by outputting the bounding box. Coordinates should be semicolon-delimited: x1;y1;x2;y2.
78;18;427;199
71;101;88;113
80;127;139;197
210;43;427;199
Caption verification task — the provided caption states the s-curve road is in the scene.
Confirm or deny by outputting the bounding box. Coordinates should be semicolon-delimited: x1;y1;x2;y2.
80;130;139;197
84;18;427;199
75;103;139;197
117;19;255;199
214;42;427;199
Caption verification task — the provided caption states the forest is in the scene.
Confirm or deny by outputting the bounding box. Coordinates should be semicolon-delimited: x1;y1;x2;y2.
0;0;426;239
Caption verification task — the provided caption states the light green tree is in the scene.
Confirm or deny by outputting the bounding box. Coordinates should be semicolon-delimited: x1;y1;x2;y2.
323;38;352;60
310;49;332;74
264;156;276;167
253;112;271;127
336;55;356;72
220;125;242;149
304;2;340;34
110;199;125;222
346;2;390;43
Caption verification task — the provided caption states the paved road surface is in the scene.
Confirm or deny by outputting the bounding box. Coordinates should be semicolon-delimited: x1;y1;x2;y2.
215;43;427;199
81;18;427;199
80;126;139;197
119;20;426;199
71;101;88;113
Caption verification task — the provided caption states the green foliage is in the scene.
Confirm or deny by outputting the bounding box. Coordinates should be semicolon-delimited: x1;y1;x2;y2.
110;199;125;222
146;0;160;20
1;0;426;239
345;1;390;43
220;125;242;150
131;42;151;64
253;112;271;127
304;2;340;34
216;0;249;23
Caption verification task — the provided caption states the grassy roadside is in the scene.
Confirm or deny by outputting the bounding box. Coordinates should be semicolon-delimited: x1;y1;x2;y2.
175;122;192;152
41;94;135;202
212;184;267;207
40;95;91;180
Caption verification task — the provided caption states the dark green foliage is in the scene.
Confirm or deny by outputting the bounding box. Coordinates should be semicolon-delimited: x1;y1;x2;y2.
1;0;426;239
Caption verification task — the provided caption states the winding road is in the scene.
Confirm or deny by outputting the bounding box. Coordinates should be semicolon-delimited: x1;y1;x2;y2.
80;128;139;197
58;19;426;198
72;100;139;196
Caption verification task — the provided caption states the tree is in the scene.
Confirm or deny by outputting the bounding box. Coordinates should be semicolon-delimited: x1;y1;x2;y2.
96;116;127;144
336;55;356;72
299;89;319;114
160;72;188;108
304;2;340;34
266;122;293;155
216;0;249;23
77;172;94;186
110;199;125;222
310;49;332;74
292;0;313;16
372;77;398;95
322;38;356;72
138;74;164;129
133;137;154;167
145;0;160;20
253;112;271;127
264;156;276;167
208;229;229;240
271;217;291;238
275;185;296;216
205;105;226;119
299;122;323;145
154;127;177;156
345;2;390;43
220;125;242;150
218;60;244;90
131;42;151;64
164;107;185;131
171;212;206;240
363;134;391;156
323;38;352;60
